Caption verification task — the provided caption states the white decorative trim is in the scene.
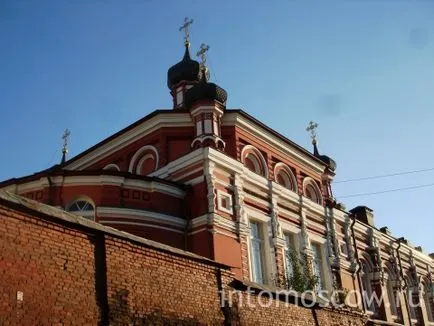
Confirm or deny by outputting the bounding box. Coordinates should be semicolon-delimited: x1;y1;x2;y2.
241;145;268;178
274;162;298;192
150;148;205;179
222;112;325;173
103;163;120;171
172;167;203;182
302;177;323;205
65;113;193;170
98;221;184;234
280;219;302;235
217;189;233;214
129;145;159;173
190;214;209;228
97;206;186;228
245;206;270;223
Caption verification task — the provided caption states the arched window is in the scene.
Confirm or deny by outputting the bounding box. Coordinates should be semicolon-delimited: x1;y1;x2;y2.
67;198;95;221
423;282;434;323
384;267;399;318
128;145;159;176
303;178;322;204
406;274;418;322
274;163;297;192
360;259;376;313
241;145;268;178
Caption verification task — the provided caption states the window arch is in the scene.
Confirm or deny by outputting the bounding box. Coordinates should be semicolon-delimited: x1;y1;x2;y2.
360;258;376;313
274;163;297;192
241;145;268;178
406;273;419;322
303;178;322;204
384;266;400;318
67;197;95;221
423;281;434;323
128;145;159;175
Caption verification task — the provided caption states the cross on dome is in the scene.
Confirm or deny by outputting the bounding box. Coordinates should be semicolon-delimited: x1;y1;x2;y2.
306;121;318;144
179;17;194;47
61;128;71;164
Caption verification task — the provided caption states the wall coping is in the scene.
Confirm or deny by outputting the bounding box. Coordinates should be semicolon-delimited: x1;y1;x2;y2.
0;190;230;270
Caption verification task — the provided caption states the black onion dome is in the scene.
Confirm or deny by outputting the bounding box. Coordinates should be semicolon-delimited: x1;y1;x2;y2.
184;70;228;109
313;143;337;171
318;154;337;171
167;46;201;89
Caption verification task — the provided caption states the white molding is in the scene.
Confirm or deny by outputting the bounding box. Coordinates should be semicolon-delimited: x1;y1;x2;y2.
184;175;204;186
65;113;193;170
98;220;184;234
190;214;209;228
216;189;233;215
97;206;186;228
280;219;302;235
245;207;270;223
103;163;120;171
222;112;325;173
274;162;298;192
172;167;203;182
129;145;159;173
302;177;323;205
150;148;205;179
240;144;269;178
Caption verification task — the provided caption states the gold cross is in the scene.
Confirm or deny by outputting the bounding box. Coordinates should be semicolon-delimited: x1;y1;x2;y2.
62;128;71;153
196;43;210;66
179;17;194;45
306;121;318;143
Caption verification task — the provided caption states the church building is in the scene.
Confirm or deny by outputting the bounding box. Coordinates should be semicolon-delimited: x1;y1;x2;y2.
1;18;433;326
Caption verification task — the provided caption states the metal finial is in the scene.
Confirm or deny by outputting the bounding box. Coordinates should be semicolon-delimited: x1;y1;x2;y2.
61;128;71;164
306;121;319;144
179;17;194;47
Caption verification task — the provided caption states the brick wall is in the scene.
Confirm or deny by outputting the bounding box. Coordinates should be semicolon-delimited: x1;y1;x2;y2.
0;192;367;325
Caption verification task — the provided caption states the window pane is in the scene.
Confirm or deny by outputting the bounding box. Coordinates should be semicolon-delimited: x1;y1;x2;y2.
312;244;323;290
284;234;294;281
250;222;264;284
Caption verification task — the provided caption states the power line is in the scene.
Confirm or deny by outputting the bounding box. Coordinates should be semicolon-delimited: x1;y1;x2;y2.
338;182;434;199
334;167;434;184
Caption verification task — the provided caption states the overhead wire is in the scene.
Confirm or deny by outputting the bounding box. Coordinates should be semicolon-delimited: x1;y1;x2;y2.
334;167;434;184
337;182;434;199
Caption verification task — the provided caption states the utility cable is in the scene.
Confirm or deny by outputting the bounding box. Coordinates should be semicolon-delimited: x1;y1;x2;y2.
334;167;434;184
337;182;434;199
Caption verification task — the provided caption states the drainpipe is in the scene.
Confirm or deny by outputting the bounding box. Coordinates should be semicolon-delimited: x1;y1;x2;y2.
350;214;366;313
397;237;413;325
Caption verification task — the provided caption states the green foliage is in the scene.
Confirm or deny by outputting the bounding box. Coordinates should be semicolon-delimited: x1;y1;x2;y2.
283;248;318;293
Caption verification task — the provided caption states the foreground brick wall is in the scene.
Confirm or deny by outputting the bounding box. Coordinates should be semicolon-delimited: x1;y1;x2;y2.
0;193;367;325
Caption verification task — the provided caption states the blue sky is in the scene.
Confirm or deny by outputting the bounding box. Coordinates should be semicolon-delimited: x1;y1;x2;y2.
1;1;433;252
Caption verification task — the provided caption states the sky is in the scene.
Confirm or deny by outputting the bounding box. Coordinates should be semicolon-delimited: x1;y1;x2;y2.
1;1;433;252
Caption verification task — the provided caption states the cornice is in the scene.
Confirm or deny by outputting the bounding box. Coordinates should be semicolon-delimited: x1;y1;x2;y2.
65;112;193;170
222;111;325;174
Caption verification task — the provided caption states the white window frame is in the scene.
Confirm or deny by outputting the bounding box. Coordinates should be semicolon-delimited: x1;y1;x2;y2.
309;233;332;293
339;240;349;258
217;189;233;214
67;198;95;221
245;208;272;285
249;220;266;284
